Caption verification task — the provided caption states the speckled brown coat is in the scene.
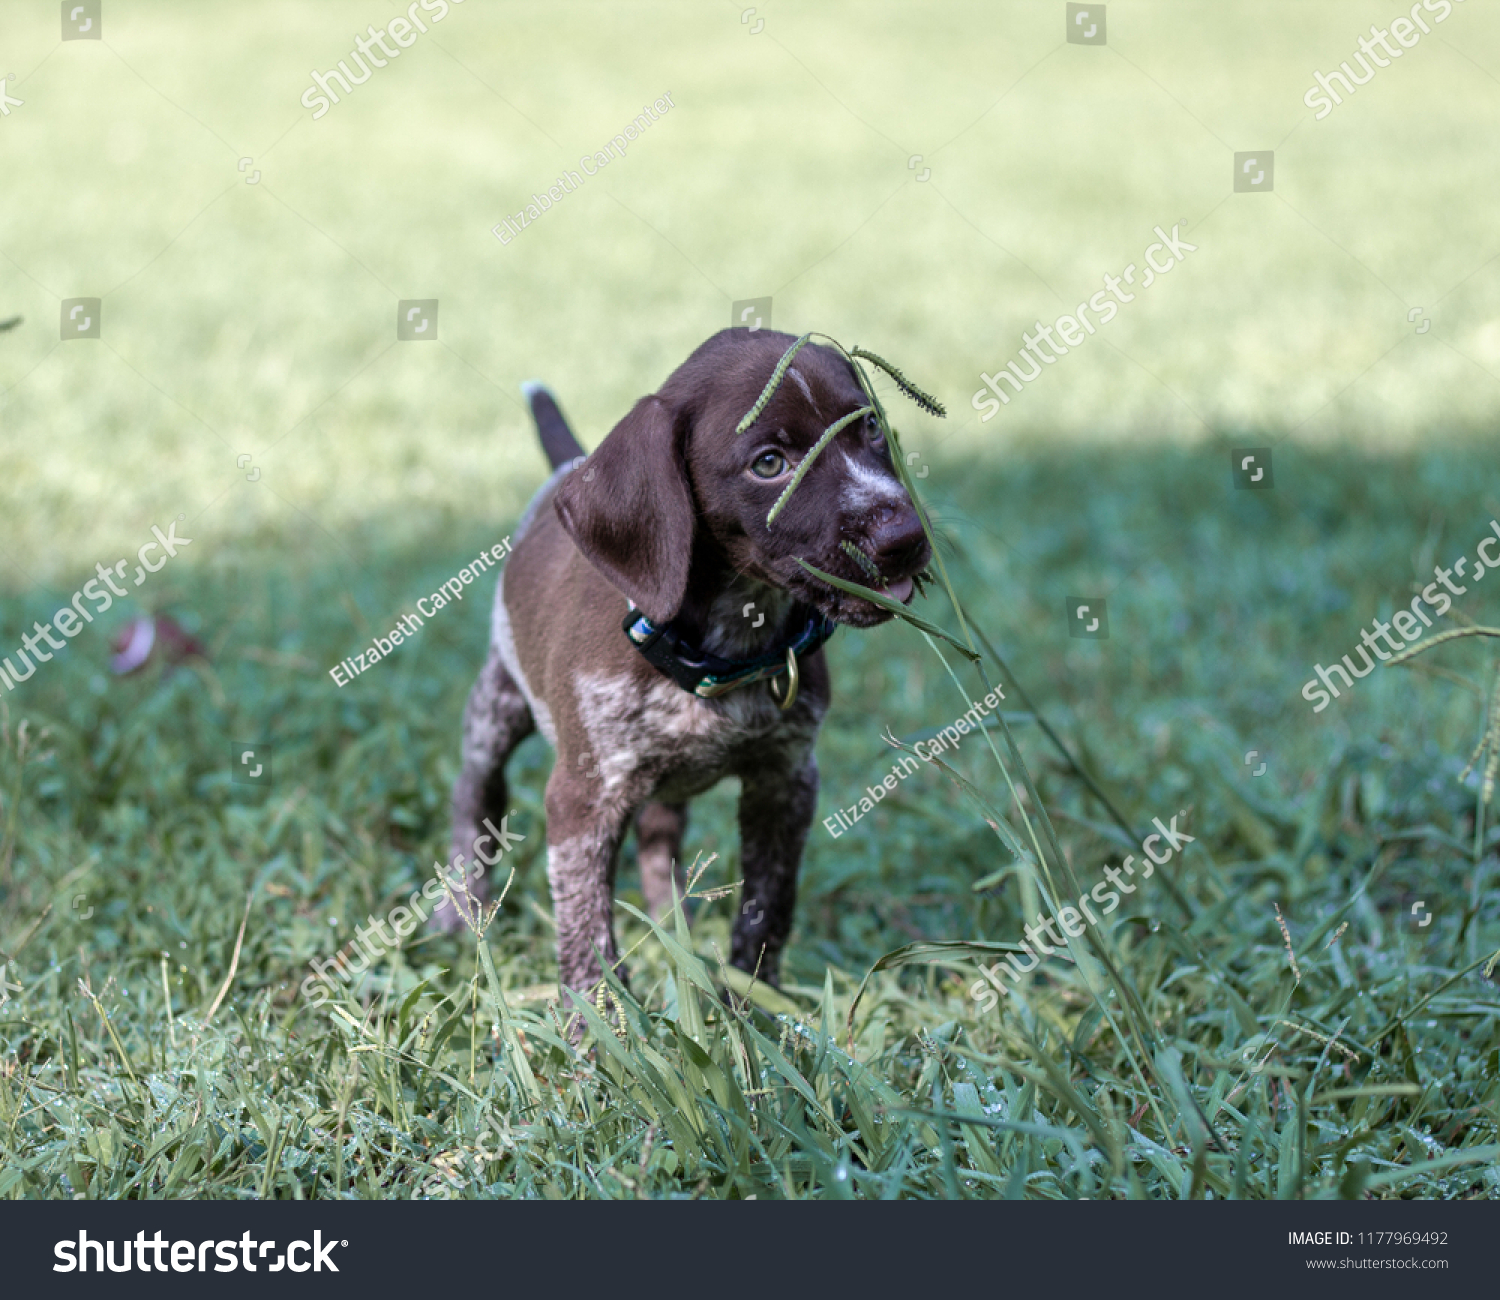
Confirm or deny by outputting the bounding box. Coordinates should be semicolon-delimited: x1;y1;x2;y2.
437;330;931;1016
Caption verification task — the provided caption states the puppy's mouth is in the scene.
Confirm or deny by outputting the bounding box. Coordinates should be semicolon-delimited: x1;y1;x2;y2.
878;576;915;605
790;552;929;629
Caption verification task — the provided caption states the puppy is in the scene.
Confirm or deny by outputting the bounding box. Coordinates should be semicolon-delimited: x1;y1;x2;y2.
437;329;931;1008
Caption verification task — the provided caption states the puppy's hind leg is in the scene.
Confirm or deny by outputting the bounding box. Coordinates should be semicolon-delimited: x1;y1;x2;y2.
636;801;688;922
432;648;535;932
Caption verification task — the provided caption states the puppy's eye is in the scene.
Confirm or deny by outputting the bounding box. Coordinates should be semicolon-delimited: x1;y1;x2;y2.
750;451;788;479
865;414;886;443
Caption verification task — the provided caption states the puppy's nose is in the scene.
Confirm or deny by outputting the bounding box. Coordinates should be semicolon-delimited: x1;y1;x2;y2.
868;508;929;575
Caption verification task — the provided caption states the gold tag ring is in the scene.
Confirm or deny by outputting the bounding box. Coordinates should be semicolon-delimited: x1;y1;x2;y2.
769;646;799;711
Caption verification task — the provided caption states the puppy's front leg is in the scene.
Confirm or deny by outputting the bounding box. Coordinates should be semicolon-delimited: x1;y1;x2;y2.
544;765;630;1005
732;751;818;987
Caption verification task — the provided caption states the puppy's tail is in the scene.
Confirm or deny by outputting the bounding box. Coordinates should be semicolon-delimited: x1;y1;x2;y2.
521;380;586;470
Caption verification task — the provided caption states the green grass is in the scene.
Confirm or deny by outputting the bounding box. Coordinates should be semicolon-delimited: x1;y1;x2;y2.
1;438;1497;1199
1;1;1498;1199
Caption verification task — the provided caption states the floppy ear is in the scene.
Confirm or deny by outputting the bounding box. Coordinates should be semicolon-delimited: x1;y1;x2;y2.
554;395;696;624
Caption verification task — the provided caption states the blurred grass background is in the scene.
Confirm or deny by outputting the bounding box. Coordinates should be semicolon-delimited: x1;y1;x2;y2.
2;0;1499;574
1;1;1498;1199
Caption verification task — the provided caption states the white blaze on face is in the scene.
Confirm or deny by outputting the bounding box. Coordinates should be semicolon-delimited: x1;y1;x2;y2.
837;447;908;514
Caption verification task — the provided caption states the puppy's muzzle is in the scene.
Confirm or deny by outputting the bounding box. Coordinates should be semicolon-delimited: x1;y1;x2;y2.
865;506;930;597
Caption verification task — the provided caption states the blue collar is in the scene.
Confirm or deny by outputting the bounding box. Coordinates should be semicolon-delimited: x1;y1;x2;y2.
622;604;837;700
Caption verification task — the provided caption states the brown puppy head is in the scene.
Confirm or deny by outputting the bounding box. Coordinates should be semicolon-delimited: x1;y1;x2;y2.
554;329;932;630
